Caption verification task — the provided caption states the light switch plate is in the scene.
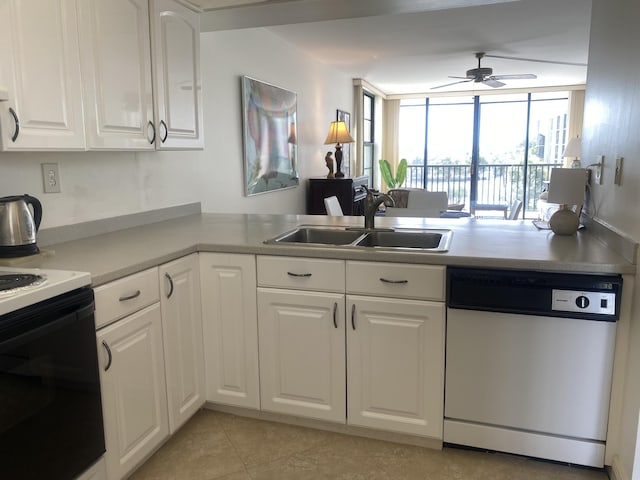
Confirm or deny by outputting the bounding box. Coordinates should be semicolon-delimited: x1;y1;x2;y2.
42;163;61;193
614;157;623;185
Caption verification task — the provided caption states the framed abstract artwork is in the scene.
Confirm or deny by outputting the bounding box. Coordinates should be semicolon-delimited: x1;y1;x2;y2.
337;109;351;178
241;76;298;196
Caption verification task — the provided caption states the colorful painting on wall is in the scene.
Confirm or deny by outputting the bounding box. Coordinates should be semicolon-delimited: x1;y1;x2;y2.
241;76;298;196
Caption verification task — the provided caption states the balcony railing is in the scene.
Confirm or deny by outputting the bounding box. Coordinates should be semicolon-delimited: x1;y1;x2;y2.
403;163;562;216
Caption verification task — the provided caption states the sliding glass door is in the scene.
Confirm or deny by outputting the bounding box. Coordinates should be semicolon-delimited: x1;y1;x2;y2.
398;91;569;218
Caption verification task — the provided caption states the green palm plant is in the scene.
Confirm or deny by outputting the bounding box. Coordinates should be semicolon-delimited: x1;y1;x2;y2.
378;158;407;189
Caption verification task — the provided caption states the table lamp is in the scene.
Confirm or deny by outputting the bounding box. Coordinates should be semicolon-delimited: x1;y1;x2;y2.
563;137;582;168
324;120;354;178
547;168;588;235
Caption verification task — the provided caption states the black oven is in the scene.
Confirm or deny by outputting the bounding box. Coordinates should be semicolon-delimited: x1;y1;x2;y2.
0;287;105;480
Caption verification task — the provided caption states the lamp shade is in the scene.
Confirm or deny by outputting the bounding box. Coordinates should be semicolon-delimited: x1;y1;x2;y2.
324;121;354;145
562;137;581;158
547;168;588;205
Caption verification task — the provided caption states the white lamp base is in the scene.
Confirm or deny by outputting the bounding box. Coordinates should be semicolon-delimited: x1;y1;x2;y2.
549;207;579;235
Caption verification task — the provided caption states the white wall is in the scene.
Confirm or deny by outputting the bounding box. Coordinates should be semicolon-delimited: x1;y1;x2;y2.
198;27;353;214
0;150;205;230
0;27;352;228
583;0;640;478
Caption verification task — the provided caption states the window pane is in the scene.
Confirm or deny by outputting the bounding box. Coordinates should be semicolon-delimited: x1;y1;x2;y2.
399;102;425;169
476;98;528;209
363;94;372;120
363;119;372;143
527;92;569;218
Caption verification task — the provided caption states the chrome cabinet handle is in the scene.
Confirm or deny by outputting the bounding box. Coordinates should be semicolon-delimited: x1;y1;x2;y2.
165;273;174;299
351;304;356;330
380;277;409;284
102;340;112;371
160;120;168;143
119;290;141;302
333;302;338;328
287;272;312;278
148;121;156;144
9;107;19;142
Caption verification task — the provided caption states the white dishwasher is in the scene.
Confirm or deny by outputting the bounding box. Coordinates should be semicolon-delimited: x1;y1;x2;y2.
444;267;621;468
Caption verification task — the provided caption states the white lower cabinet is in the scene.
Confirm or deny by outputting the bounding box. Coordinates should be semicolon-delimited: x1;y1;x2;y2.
347;295;445;438
159;253;205;433
200;253;260;409
96;303;169;480
95;256;204;480
257;288;346;422
256;256;446;439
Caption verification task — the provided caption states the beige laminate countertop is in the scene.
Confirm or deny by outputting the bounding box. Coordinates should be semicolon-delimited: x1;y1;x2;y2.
11;213;636;286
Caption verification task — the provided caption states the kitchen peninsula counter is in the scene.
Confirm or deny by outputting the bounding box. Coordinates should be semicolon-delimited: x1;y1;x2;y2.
18;213;636;286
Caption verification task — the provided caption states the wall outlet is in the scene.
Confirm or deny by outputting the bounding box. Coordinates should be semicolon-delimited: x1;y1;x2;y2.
614;157;623;185
41;163;62;193
594;155;604;185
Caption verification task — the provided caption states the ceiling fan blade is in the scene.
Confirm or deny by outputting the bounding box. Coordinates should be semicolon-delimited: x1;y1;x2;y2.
484;54;587;67
491;74;538;80
431;79;473;90
448;76;471;80
483;79;506;88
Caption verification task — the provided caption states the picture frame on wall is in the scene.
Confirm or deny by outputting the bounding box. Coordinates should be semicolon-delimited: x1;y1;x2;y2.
241;76;298;196
337;109;351;178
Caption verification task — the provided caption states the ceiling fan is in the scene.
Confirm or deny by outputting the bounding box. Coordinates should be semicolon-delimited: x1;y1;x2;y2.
431;52;537;90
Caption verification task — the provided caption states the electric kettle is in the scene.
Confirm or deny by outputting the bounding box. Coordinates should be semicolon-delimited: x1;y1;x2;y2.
0;194;43;257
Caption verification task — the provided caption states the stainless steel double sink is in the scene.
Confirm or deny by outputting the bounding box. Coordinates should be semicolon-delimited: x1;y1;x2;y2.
264;225;452;252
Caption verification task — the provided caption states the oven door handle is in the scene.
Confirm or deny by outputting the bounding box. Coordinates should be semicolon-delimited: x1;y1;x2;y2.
102;340;113;371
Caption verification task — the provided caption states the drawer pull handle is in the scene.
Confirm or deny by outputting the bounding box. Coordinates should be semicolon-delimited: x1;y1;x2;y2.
102;340;112;371
333;302;338;328
379;277;408;284
9;107;19;142
165;273;174;299
287;272;312;278
119;290;141;302
351;304;356;330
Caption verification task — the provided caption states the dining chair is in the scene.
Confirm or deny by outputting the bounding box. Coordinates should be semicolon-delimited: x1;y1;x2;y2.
324;196;344;216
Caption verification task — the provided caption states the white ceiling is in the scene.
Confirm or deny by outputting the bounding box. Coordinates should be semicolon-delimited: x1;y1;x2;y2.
192;0;592;95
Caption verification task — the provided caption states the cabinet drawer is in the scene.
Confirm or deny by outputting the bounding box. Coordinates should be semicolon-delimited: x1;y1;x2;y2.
94;267;160;329
346;261;445;301
257;256;344;292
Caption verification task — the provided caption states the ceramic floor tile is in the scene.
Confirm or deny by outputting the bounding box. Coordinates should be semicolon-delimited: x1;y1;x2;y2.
129;411;247;480
128;410;609;480
216;412;338;468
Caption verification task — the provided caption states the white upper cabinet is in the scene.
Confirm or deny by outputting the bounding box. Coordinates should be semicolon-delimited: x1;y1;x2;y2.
150;0;203;149
0;0;85;151
77;0;155;150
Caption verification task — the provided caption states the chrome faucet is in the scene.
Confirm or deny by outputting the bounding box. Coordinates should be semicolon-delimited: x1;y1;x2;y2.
363;186;395;230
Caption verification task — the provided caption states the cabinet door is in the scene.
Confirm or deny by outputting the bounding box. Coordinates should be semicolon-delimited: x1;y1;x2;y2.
258;288;346;423
159;254;205;434
347;295;445;438
77;0;155;150
200;253;259;409
0;0;85;151
150;0;203;149
97;303;169;480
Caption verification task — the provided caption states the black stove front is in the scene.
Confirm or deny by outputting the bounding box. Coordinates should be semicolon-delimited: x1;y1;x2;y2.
0;287;105;480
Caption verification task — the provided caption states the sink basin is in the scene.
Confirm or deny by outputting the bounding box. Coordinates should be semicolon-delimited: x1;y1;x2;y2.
265;226;452;252
265;227;366;245
355;229;451;251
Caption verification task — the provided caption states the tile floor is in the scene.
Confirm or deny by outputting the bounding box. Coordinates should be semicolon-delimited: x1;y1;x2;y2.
129;409;609;480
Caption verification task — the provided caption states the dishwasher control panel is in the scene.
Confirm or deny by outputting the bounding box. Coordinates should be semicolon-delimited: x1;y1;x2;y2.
552;289;617;316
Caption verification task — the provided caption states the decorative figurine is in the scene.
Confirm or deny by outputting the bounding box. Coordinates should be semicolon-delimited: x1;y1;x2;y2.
325;152;335;178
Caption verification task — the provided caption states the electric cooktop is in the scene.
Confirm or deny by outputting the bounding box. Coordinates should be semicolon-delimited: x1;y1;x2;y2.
0;267;91;316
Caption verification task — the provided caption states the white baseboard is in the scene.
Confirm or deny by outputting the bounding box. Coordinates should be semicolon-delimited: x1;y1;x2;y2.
609;454;630;480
